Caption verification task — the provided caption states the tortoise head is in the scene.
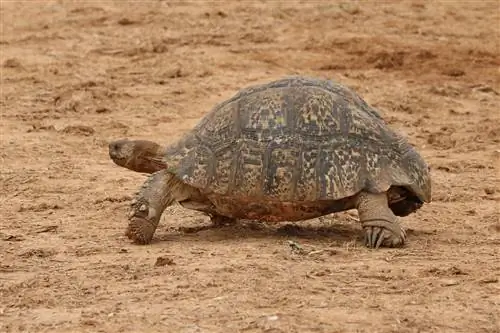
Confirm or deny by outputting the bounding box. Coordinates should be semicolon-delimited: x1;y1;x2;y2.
108;139;167;174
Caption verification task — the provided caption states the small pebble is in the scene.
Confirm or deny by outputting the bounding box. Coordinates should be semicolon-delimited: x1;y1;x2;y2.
155;256;176;267
478;277;498;284
484;187;496;195
440;279;459;286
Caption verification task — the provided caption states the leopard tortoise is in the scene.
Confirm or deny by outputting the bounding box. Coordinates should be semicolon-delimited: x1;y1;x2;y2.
108;76;431;248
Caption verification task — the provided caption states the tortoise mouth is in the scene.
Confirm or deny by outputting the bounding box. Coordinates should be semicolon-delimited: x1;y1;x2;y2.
109;155;129;168
111;156;126;164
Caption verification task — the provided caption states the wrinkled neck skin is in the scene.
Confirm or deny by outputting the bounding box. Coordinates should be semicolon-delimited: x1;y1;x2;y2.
111;140;166;174
128;141;166;174
127;151;161;174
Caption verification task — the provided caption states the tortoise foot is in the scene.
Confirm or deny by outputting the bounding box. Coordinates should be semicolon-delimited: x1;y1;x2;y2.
362;219;407;249
126;216;157;245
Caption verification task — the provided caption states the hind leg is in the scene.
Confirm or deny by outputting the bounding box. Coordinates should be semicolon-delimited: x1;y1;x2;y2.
179;201;237;227
209;214;237;227
127;170;197;244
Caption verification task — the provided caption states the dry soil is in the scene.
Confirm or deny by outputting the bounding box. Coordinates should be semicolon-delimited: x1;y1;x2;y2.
1;1;499;333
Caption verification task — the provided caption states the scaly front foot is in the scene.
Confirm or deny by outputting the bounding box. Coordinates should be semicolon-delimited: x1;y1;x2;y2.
362;219;406;248
356;191;408;249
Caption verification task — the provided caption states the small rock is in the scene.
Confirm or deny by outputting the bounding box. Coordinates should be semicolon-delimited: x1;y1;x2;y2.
34;225;58;233
339;3;361;15
60;125;95;136
216;10;228;17
81;319;97;326
288;240;307;254
117;18;136;25
478;277;498;284
155;255;175;267
473;85;499;95
3;58;22;68
19;248;55;258
1;234;24;242
465;209;476;216
95;107;111;114
484;187;496;195
448;266;468;276
318;63;346;71
18;202;62;212
27;123;56;133
165;67;184;78
440;279;459;286
152;42;167;53
442;69;465;77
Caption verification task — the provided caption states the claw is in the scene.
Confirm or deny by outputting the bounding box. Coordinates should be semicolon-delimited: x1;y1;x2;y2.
363;223;406;249
375;228;385;249
365;227;373;247
365;226;385;249
373;227;383;248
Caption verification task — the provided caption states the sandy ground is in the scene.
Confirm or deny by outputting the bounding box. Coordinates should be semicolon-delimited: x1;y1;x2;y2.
1;1;499;332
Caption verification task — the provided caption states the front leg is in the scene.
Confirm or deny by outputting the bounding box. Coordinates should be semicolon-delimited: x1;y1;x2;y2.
356;191;407;249
127;170;192;244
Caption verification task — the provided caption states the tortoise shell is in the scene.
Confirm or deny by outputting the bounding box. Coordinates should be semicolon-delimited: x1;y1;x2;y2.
164;77;431;204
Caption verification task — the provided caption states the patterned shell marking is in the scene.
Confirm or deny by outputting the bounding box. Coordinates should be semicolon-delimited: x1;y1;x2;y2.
164;77;431;203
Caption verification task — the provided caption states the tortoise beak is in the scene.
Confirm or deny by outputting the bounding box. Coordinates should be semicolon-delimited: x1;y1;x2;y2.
108;141;121;160
108;139;130;164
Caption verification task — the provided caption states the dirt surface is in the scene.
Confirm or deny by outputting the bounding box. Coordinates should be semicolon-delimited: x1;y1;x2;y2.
1;1;499;332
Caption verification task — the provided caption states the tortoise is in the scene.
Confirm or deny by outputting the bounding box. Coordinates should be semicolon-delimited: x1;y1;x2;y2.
108;76;431;249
